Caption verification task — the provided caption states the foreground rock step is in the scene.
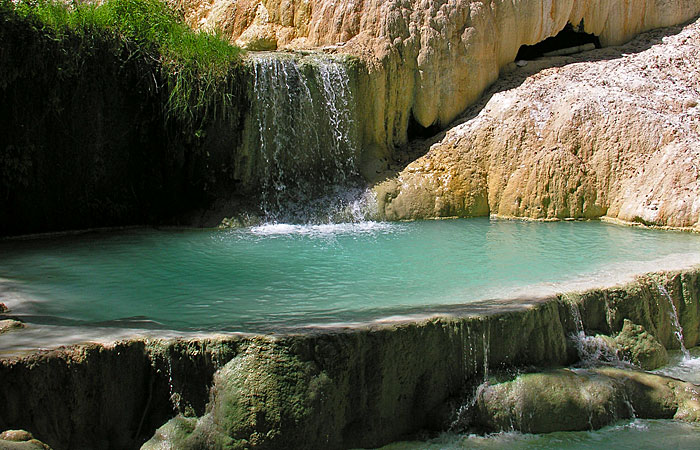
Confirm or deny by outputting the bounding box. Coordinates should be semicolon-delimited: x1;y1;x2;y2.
374;15;700;229
474;368;700;434
3;269;696;449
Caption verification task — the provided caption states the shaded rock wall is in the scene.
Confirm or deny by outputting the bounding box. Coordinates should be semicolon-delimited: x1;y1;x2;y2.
375;17;700;228
2;269;699;449
0;4;248;236
178;0;700;154
0;339;238;450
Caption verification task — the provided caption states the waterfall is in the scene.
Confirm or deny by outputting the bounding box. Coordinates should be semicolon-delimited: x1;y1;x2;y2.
482;322;490;382
449;321;492;432
566;299;625;367
657;284;690;359
244;52;368;223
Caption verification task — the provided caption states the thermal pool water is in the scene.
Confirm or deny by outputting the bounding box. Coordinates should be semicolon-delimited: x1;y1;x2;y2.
1;218;700;339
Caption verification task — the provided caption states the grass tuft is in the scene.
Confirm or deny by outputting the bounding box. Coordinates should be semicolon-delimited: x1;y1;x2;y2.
6;0;244;131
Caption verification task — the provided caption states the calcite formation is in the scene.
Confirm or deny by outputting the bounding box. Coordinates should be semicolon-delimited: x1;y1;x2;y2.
177;0;700;154
374;16;700;228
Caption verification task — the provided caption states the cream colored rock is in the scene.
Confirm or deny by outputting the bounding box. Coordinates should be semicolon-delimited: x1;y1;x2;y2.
375;17;700;229
175;0;700;152
0;430;52;449
234;3;279;50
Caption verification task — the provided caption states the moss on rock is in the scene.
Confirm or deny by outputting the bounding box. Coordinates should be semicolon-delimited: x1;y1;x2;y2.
614;319;669;370
474;367;700;433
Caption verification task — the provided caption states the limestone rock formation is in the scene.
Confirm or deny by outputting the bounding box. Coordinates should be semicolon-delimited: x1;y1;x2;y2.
0;430;51;450
176;0;700;154
375;17;700;228
143;338;339;449
474;367;700;433
614;319;669;370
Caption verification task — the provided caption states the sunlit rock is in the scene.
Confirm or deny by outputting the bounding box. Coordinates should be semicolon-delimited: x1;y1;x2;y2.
474;367;700;433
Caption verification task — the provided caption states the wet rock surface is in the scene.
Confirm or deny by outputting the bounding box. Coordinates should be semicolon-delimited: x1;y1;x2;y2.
0;320;24;336
474;367;700;434
178;0;700;152
614;319;669;370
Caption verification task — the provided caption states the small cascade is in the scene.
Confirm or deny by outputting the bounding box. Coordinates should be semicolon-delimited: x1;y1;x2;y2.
566;300;625;367
245;52;367;222
165;355;182;412
482;322;490;382
657;284;690;359
449;321;492;432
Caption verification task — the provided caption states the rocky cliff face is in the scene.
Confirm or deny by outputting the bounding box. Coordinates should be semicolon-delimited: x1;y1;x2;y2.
374;16;700;228
177;0;700;159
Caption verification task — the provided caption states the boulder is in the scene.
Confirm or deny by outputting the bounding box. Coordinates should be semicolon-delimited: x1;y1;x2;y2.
474;367;700;433
0;430;51;450
614;319;669;370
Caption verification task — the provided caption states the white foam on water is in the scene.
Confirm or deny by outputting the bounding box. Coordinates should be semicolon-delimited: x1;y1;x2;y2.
653;348;700;384
249;221;400;237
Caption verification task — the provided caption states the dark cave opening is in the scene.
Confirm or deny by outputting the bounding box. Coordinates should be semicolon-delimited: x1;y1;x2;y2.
516;23;601;60
407;113;442;140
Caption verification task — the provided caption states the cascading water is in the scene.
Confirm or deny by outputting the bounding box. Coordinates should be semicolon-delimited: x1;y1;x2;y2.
449;321;492;432
244;52;371;223
482;323;490;381
657;284;690;360
566;299;625;367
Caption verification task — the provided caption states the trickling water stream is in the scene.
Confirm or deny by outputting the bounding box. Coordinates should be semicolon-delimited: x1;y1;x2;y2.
658;284;691;359
566;300;626;367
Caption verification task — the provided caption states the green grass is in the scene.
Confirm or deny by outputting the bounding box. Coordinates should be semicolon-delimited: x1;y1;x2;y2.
6;0;244;130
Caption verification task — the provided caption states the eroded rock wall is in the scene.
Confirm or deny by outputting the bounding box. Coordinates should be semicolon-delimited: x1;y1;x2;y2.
176;0;700;155
0;340;238;450
2;269;699;449
375;17;700;228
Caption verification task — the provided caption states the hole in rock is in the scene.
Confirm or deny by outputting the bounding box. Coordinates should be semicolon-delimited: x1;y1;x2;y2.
407;113;442;140
516;23;601;60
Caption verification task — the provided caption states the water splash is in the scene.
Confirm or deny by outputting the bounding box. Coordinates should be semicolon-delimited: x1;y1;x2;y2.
566;299;627;367
657;284;690;360
249;219;397;237
246;52;366;222
653;347;700;384
166;355;182;412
